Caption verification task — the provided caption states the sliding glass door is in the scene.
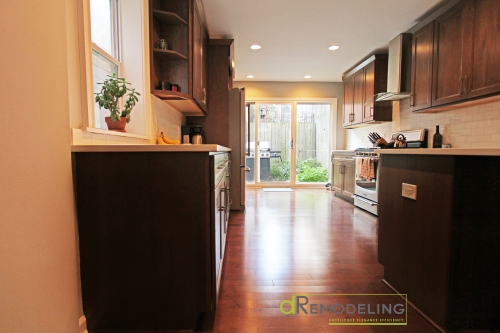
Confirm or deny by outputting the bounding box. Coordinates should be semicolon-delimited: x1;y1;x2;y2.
246;100;333;187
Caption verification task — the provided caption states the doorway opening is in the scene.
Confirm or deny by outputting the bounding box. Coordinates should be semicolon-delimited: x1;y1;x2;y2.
245;99;337;188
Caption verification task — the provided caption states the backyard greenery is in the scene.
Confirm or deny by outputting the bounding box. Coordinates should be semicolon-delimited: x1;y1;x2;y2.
270;158;328;182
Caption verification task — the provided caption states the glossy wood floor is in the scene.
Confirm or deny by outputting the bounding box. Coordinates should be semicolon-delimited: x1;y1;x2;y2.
203;188;438;333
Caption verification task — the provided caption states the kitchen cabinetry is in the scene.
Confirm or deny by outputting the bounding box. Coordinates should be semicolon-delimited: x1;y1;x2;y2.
72;150;230;331
412;0;500;111
331;152;355;200
149;0;208;115
378;154;500;331
187;39;235;146
342;55;392;128
409;22;434;111
192;1;207;111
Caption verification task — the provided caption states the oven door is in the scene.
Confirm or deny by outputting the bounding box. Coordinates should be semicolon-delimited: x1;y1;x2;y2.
353;157;379;214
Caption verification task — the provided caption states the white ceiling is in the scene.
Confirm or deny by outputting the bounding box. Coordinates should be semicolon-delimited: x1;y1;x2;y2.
201;0;448;82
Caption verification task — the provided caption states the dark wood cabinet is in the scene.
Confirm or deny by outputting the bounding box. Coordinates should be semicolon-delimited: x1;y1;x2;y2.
192;0;207;112
342;75;354;126
73;150;230;331
432;1;468;107
412;0;500;111
149;0;208;115
342;55;392;128
378;154;500;331
187;39;235;146
463;0;500;99
410;22;434;111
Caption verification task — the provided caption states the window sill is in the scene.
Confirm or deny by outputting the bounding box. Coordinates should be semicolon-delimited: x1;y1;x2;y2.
85;127;149;140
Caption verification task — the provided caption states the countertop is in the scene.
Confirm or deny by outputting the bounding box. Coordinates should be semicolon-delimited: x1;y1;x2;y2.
332;150;355;154
71;144;231;153
378;148;500;156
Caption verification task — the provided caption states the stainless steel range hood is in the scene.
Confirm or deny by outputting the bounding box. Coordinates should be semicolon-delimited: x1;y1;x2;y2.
374;33;413;101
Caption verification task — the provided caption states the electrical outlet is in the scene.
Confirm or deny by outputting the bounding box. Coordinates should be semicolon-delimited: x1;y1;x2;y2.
402;183;417;200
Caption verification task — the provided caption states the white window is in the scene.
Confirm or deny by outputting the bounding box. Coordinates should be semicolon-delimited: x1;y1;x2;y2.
79;0;148;138
90;0;120;129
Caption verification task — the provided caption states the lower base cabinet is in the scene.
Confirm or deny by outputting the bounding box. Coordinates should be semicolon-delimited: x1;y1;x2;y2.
73;151;230;331
331;152;355;200
378;154;500;331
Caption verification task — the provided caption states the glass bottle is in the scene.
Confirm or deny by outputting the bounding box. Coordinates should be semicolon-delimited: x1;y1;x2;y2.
433;125;443;148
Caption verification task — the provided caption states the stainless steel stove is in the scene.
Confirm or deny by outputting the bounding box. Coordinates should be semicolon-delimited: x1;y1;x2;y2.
353;129;427;215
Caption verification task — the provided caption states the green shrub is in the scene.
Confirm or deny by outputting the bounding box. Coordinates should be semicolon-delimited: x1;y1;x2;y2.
269;158;328;182
270;160;291;181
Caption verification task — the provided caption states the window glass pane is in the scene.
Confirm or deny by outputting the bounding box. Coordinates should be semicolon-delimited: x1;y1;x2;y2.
90;0;113;56
92;50;118;129
296;104;331;183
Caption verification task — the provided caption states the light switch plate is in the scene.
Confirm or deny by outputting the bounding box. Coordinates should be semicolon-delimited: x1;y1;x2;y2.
402;183;417;200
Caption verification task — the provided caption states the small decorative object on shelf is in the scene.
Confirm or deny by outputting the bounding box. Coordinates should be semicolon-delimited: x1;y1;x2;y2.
159;81;169;90
171;84;180;92
157;39;168;50
95;73;140;132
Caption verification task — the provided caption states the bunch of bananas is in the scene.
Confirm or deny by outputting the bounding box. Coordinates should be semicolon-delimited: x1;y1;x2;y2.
157;132;180;145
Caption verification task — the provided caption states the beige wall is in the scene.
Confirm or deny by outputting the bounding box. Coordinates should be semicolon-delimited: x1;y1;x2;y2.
234;81;346;149
0;1;81;332
346;98;500;149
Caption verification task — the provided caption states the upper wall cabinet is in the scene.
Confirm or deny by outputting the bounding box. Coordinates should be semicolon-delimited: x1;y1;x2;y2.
411;0;500;111
343;55;392;128
149;0;208;115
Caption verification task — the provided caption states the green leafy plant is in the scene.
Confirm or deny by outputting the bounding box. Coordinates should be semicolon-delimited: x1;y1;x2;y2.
296;158;328;182
95;73;140;123
270;158;329;182
270;160;291;181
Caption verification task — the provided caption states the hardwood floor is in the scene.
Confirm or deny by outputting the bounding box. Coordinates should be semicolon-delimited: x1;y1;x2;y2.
205;188;438;333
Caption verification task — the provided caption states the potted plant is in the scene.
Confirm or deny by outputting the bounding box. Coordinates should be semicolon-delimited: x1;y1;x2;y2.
95;73;140;132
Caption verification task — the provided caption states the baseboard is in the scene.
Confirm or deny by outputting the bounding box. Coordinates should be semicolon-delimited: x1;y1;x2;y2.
79;316;88;333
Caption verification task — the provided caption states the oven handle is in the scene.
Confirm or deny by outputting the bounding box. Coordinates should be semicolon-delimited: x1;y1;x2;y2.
352;195;379;206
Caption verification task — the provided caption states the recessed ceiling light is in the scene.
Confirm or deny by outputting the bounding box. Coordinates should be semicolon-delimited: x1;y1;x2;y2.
247;75;254;78
304;75;312;79
250;45;261;50
328;45;340;50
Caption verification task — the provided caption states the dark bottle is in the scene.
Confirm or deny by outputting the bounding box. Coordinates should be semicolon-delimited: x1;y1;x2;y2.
433;125;443;148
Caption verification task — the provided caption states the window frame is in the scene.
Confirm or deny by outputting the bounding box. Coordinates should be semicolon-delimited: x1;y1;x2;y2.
77;0;150;140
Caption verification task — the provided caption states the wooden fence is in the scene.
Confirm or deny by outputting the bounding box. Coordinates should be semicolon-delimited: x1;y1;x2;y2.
250;123;329;165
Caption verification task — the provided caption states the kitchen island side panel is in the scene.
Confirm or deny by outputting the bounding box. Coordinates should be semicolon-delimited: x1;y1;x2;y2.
378;154;454;329
74;152;212;330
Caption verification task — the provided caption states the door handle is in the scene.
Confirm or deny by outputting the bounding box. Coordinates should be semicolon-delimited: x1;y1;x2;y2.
290;138;293;149
244;166;251;172
464;75;469;95
458;76;463;95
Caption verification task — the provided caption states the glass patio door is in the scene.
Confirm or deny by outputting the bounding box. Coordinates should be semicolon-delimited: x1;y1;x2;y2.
245;101;332;186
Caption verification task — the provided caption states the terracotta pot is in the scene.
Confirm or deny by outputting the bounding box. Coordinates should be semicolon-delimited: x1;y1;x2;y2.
105;116;127;132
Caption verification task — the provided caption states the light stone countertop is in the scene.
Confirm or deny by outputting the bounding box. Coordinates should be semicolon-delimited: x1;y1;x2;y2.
378;148;500;156
71;144;231;153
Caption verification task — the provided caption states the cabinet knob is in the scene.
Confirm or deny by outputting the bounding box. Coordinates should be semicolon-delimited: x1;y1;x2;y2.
219;206;226;212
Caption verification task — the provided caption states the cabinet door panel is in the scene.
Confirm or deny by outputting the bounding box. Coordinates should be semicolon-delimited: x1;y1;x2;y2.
331;161;343;193
342;162;355;198
363;62;375;122
432;2;467;106
466;0;500;98
343;76;354;126
192;5;207;112
410;22;434;111
352;70;364;124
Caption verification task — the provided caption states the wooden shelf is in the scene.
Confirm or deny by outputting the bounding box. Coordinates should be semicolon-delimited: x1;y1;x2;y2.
152;90;205;116
153;49;187;61
152;10;187;25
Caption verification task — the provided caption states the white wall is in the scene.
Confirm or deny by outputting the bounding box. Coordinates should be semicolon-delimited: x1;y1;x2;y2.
0;1;81;332
346;98;500;149
234;81;346;149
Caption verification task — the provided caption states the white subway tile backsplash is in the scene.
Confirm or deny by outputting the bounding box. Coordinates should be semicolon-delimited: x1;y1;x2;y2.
346;99;500;149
